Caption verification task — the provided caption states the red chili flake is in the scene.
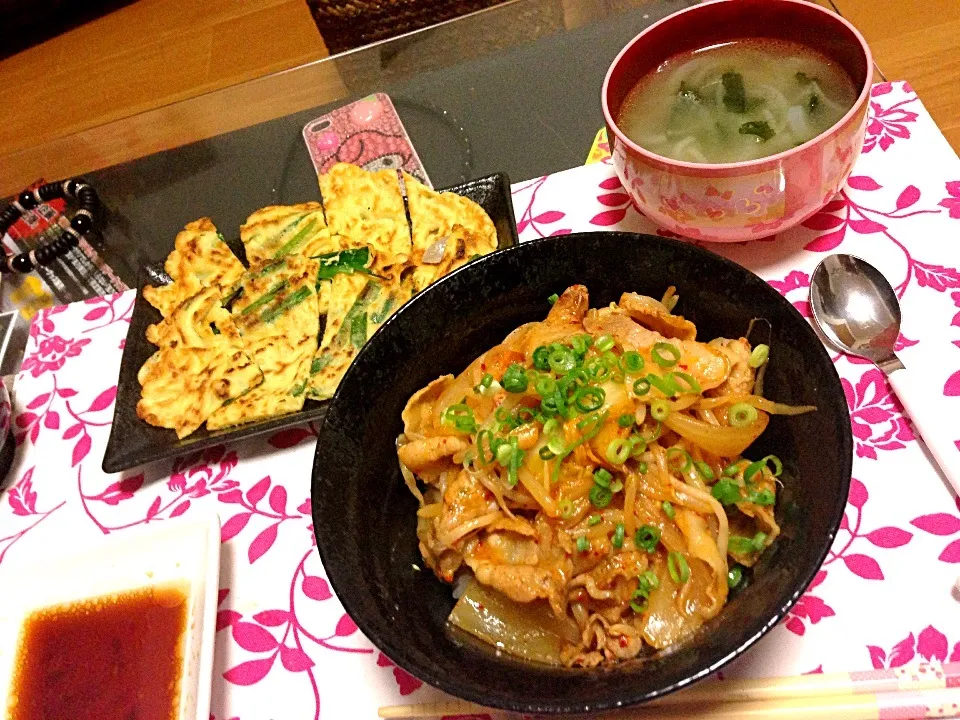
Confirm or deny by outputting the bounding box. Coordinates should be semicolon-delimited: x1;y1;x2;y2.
619;636;629;648
478;603;485;611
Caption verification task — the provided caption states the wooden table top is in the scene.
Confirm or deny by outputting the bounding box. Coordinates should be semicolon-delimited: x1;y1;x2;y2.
825;0;960;150
0;0;957;197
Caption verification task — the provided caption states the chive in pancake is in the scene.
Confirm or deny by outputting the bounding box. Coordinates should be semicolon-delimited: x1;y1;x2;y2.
319;162;412;276
206;255;320;429
240;202;338;265
306;273;382;400
143;218;245;317
137;287;262;438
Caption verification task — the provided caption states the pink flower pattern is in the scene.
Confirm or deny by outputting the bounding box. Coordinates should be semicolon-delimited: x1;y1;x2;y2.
863;82;919;154
21;335;90;378
867;626;960;669
842;370;915;459
910;496;960;564
511;176;572;238
1;82;958;718
784;478;913;637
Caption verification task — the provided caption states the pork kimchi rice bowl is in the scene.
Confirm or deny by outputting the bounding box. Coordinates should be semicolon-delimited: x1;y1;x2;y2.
397;284;815;667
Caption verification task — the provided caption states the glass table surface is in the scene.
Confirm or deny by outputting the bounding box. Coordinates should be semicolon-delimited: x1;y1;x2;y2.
3;0;696;291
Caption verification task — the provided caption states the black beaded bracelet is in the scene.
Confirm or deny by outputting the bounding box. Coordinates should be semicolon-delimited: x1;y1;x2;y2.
0;179;100;273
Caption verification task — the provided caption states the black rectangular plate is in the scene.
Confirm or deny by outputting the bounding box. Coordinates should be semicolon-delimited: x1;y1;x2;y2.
102;172;518;473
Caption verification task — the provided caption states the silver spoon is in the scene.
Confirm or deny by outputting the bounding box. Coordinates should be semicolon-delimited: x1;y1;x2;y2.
810;254;960;495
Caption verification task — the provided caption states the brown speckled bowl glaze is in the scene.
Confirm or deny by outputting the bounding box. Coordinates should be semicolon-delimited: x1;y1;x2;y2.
311;232;852;714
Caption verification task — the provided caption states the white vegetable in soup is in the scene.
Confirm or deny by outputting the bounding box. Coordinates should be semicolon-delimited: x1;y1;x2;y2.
616;39;858;164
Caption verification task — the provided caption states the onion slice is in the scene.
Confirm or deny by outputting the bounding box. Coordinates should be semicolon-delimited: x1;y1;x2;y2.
422;236;448;264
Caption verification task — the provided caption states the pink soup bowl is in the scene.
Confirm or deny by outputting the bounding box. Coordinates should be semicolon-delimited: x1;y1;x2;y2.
601;0;873;243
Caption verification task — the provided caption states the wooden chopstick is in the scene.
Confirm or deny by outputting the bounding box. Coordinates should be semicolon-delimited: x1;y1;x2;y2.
379;661;960;718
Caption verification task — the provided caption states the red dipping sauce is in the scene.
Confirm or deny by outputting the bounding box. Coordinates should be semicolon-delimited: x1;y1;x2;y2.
8;585;187;720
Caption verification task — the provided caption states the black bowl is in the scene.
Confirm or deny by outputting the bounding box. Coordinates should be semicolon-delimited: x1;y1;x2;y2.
311;232;852;715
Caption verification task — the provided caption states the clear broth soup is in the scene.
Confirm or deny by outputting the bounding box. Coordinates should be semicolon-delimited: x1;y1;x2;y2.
616;38;859;164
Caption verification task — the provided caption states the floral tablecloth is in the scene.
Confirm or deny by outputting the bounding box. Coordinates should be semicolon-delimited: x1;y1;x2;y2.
1;81;959;720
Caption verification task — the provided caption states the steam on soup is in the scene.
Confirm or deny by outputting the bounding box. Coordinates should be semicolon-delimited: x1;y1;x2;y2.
616;39;858;164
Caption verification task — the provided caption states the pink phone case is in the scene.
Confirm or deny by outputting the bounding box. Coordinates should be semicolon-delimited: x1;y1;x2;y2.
303;94;431;186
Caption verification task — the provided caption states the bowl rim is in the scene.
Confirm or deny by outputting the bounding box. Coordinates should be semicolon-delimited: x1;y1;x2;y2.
311;230;853;714
600;0;875;172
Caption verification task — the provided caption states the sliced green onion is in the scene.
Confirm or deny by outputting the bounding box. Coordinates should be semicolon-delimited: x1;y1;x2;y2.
634;525;661;553
442;403;477;433
539;446;556;460
551;411;608;484
559;499;575;519
666;447;692;473
589;485;613;508
728;565;744;588
515;406;535;424
571;334;591;356
507;437;523;487
588;513;602;526
575;386;605;412
546;434;566;456
650;398;670;422
743;459;764;484
577;410;606;433
630;598;648;614
633;378;651;396
763;455;783;476
535;376;557;397
542;418;561;437
637;461;649;473
711;478;742;505
476;430;495;466
609;480;623;493
723;461;743;477
668;551;690;583
595;335;615;353
584;357;610;380
670;371;702;394
749;344;770;368
647;373;680;397
532;346;551;371
662;501;675;519
637;569;660;594
612;523;625;549
496;443;513;466
748;488;776;506
628;435;647;457
618;413;635;428
728;402;759;427
565;368;590;388
652;342;681;368
549;347;576;374
502;363;529;393
728;532;768;555
606;437;631;464
593;468;612;488
694;460;715;480
576;535;589;552
473;372;495;394
548;293;559;305
601;350;619;368
619;351;645;374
